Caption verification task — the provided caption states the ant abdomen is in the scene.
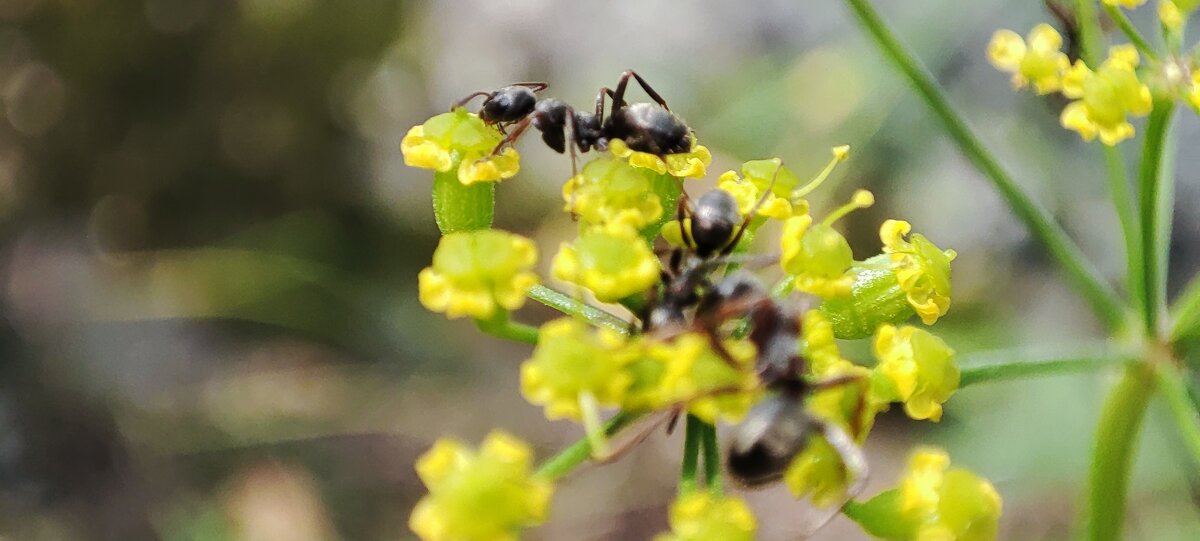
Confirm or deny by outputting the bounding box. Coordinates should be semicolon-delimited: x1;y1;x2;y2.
690;189;741;257
727;393;813;486
606;102;692;156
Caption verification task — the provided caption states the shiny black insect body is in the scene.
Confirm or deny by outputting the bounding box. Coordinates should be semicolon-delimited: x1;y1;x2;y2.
452;70;693;174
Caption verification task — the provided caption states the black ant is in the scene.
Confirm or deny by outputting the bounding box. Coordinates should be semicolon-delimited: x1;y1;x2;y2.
451;70;693;176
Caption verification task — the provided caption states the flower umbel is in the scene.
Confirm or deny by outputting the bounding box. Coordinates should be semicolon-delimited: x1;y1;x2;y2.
654;492;758;541
561;156;666;232
880;219;956;325
900;447;1002;541
551;226;660;303
781;190;875;298
401;108;521;184
986;24;1071;94
1060;45;1153;146
521;318;632;421
873;324;960;422
410;431;554;541
418;230;539;320
608;137;712;178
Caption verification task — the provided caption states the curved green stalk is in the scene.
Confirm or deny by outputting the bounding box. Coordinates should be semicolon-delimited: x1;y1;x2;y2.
1101;4;1158;61
1084;363;1155;541
1155;364;1200;471
527;284;632;335
843;0;1127;332
536;411;642;480
475;311;539;344
1137;102;1176;338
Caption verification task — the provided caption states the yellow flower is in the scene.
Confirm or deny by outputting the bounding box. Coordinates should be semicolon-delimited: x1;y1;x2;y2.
561;156;666;231
410;431;554;541
1160;0;1184;29
656;333;760;424
418;230;538;320
716;158;800;220
521;318;632;420
1190;70;1200;111
873;324;959;422
401;108;521;185
551;226;660;303
801;309;844;375
781;190;874;299
608;137;712;178
899;447;1002;541
881;219;956;325
1103;0;1147;7
1060;45;1153;145
655;492;757;541
986;24;1071;94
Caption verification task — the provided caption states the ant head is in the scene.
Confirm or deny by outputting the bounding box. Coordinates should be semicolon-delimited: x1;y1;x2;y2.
727;394;813;486
480;86;538;124
691;189;741;258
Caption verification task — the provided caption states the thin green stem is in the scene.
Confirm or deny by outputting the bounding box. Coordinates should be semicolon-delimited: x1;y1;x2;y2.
1101;4;1159;61
1084;363;1156;541
536;411;641;480
700;420;722;494
474;311;539;345
1155;363;1200;471
1137;101;1176;338
1169;273;1200;341
1077;0;1141;317
680;414;703;495
527;284;632;335
958;346;1133;388
844;0;1127;332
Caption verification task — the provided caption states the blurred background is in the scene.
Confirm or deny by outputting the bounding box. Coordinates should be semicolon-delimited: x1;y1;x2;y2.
0;0;1197;539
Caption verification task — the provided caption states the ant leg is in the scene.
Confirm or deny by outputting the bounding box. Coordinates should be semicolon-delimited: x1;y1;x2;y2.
511;81;548;92
675;190;698;250
595;86;618;124
615;69;671;110
489;115;533;156
720;160;785;257
450;91;493;111
592;410;675;464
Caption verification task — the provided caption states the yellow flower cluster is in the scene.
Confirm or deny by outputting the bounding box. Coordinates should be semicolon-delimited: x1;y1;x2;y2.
655;492;757;541
551;226;660;303
401;108;521;184
418;230;539;320
988;21;1170;145
881;219;956;326
898;448;1002;541
410;431;553;541
608;137;712;179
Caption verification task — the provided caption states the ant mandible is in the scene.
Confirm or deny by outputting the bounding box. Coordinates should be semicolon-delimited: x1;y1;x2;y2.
451;70;693;176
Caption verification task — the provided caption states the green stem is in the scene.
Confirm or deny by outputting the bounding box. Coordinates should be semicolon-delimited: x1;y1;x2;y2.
1084;363;1156;541
474;311;539;345
1155;363;1200;472
536;411;641;480
844;0;1127;332
1137;101;1176;338
700;419;722;494
1101;4;1159;61
432;166;494;233
527;284;632;335
1077;0;1142;321
958;347;1133;388
1169;273;1200;341
680;414;703;495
